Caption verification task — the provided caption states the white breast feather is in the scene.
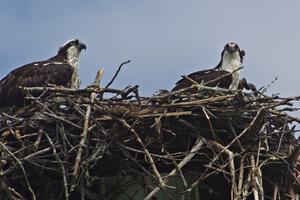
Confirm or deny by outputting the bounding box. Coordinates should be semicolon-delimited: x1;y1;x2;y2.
67;46;80;69
221;51;242;90
66;46;81;89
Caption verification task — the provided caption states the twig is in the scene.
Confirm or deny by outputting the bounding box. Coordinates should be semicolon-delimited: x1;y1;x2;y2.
144;138;205;200
43;112;82;130
210;141;238;199
287;144;300;165
273;183;279;200
24;147;51;160
203;67;243;87
202;106;218;141
0;142;36;200
161;94;235;107
92;68;105;86
20;85;138;97
250;155;264;200
165;150;188;188
71;68;104;190
44;133;69;200
0;176;21;200
209;108;267;166
260;76;278;93
105;60;131;89
227;121;245;151
135;111;193;118
195;84;233;93
237;154;246;198
115;118;165;188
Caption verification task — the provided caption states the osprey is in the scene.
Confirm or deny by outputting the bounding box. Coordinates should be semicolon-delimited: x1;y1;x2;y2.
172;42;245;91
0;39;86;107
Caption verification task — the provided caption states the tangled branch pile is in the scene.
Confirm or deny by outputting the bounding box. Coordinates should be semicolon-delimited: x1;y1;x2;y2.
0;73;299;200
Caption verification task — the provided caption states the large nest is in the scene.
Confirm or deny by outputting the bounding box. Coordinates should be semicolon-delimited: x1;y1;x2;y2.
0;69;299;200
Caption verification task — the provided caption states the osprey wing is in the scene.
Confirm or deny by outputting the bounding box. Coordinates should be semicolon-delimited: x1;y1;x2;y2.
0;61;74;107
172;69;232;91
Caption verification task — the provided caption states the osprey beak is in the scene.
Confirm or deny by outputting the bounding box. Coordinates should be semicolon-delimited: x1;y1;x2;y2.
227;46;236;53
79;43;87;51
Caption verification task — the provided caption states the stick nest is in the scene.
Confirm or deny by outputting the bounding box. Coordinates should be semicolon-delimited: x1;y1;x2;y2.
0;82;299;200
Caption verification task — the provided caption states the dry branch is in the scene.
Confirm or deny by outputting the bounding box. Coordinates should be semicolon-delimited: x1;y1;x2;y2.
144;137;205;200
72;69;104;190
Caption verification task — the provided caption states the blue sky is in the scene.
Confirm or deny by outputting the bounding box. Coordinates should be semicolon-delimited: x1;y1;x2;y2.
0;1;299;107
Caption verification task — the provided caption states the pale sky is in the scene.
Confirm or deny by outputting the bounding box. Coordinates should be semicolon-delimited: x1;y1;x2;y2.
0;1;299;117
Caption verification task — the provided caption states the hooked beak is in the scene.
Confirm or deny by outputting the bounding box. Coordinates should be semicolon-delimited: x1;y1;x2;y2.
79;42;87;51
227;45;236;53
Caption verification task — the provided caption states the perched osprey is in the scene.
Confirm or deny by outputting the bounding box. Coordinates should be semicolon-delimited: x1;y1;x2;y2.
172;42;245;91
0;39;86;107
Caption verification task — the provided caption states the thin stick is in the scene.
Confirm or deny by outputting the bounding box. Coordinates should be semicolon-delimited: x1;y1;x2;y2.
115;118;165;188
71;68;104;191
273;183;278;200
250;155;264;200
45;133;69;200
144;138;205;200
0;142;36;200
0;176;21;200
203;67;243;87
161;94;235;107
20;85;137;97
202;106;217;141
105;60;131;89
208;108;266;166
94;68;105;87
210;141;237;199
165;150;188;188
227;121;245;151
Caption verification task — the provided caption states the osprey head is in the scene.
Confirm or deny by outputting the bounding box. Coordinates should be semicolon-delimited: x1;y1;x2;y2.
57;39;86;67
222;42;245;62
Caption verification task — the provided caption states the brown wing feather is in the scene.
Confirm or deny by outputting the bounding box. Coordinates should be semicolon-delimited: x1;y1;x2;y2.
172;69;232;91
0;61;74;107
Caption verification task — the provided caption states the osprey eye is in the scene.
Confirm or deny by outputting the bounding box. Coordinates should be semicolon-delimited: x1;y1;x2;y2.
72;40;79;45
